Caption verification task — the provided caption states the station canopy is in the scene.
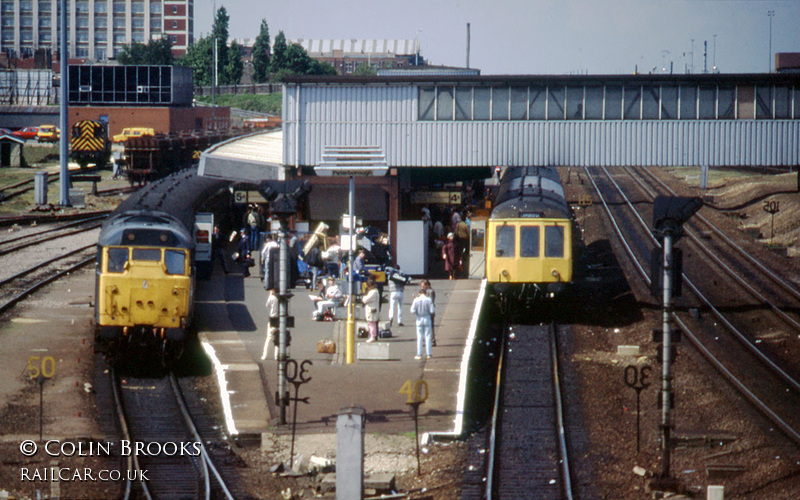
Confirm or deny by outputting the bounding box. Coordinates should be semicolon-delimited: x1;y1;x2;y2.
198;129;285;182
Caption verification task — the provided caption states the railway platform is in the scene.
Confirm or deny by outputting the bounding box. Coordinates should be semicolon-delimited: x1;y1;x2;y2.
193;270;485;446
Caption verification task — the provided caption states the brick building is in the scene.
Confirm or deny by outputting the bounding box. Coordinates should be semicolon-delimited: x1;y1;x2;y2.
0;0;194;61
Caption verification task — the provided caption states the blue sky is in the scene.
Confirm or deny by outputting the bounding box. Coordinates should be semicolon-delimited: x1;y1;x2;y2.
196;0;800;75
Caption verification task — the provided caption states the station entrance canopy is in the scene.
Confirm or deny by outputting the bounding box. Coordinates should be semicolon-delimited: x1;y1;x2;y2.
198;129;285;183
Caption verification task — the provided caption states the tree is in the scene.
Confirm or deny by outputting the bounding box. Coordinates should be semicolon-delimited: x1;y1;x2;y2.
178;36;212;86
117;37;174;65
269;31;288;74
309;60;338;76
212;7;231;84
226;41;244;85
352;63;377;76
251;20;271;83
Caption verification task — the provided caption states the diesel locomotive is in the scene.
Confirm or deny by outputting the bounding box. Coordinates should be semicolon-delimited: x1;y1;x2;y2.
94;168;229;362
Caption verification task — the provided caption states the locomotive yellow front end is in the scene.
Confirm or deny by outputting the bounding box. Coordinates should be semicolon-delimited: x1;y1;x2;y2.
95;211;195;353
98;246;192;334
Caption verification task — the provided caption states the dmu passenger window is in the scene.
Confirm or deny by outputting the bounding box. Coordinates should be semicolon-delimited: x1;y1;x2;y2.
520;226;540;257
545;226;565;258
495;225;515;257
165;250;186;275
107;248;128;273
132;248;161;261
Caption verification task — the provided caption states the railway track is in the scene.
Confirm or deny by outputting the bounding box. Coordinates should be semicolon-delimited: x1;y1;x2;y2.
465;321;574;499
110;368;238;500
585;166;800;450
0;217;102;315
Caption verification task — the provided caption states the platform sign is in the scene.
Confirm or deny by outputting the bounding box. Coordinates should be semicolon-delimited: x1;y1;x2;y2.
410;191;462;205
233;190;271;204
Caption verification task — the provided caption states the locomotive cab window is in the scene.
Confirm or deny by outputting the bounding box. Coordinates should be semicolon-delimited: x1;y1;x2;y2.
132;248;161;261
106;247;128;273
545;225;565;258
495;225;515;257
165;250;186;275
520;226;540;257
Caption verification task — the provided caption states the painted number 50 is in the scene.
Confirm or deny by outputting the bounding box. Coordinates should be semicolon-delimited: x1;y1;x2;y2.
27;356;56;379
399;379;428;404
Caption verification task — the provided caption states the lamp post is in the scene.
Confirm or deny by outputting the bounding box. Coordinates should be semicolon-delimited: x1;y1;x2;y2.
415;29;422;66
315;146;387;364
768;10;775;73
58;0;69;206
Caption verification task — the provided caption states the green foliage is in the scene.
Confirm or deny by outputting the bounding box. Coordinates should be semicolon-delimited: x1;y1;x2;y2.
117;37;174;65
269;68;296;83
269;31;288;74
178;6;244;86
178;36;212;86
195;92;282;115
252;20;271;84
226;41;244;85
309;60;338;75
352;63;377;76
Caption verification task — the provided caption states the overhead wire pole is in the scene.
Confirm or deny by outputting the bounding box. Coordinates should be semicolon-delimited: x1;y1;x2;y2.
58;0;69;206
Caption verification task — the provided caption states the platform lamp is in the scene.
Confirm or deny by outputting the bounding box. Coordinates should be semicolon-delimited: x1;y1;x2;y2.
258;180;311;425
649;195;702;490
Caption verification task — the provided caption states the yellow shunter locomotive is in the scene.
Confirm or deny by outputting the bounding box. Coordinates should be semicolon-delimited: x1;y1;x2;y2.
485;166;577;304
70;119;110;168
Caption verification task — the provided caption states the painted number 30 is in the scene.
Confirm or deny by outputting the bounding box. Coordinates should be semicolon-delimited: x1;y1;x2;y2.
399;379;428;404
27;356;56;379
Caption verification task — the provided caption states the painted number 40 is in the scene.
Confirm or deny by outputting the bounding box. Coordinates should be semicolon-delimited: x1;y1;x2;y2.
27;356;56;379
399;379;428;404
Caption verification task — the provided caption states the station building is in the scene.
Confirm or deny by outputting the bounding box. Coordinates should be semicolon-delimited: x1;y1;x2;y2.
202;71;800;271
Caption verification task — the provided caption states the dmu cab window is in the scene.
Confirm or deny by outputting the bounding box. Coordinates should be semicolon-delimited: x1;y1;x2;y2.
545;225;565;257
495;225;515;257
132;248;161;261
165;250;186;275
520;226;540;257
107;248;128;273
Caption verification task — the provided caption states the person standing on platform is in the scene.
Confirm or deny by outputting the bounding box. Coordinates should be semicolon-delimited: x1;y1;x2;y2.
236;229;251;277
243;205;262;252
387;267;405;327
454;213;470;278
362;277;380;343
261;289;279;360
421;279;437;346
442;233;460;280
211;225;229;275
260;233;278;282
410;287;435;360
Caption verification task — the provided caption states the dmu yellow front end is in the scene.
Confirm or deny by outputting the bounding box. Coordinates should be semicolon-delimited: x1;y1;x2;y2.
485;166;576;303
486;218;573;286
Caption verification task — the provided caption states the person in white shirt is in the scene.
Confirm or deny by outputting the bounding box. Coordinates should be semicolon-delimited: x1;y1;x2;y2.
410;288;435;359
311;277;343;320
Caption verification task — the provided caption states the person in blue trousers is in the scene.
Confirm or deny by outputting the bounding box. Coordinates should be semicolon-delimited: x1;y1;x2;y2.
410;288;435;360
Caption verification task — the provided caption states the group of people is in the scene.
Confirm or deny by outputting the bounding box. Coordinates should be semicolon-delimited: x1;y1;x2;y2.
307;271;437;359
423;205;472;280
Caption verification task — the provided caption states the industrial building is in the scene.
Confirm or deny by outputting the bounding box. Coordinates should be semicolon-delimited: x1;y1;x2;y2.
0;0;194;61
